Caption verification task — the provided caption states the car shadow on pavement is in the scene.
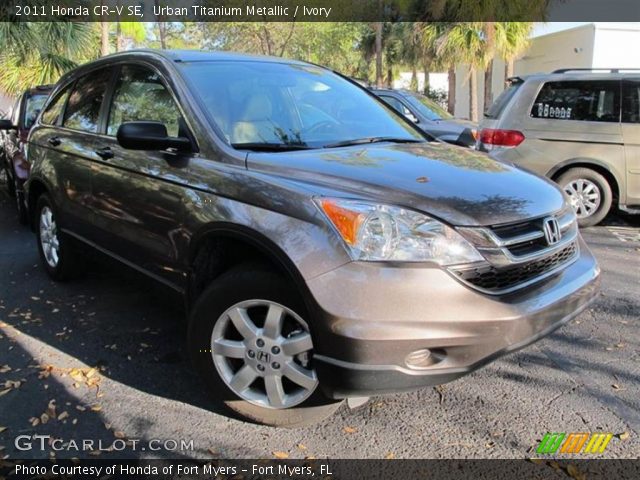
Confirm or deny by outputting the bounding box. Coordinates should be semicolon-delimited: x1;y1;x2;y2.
0;189;256;437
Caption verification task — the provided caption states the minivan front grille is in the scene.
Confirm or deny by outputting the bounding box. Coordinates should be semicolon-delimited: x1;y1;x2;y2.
452;208;579;294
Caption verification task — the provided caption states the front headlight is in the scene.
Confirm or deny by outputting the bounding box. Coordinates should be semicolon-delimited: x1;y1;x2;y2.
316;198;484;265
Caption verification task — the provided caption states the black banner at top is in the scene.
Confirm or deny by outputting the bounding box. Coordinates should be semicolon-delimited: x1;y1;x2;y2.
2;0;640;22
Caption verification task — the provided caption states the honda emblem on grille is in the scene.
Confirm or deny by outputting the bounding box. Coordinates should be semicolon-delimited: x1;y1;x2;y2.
543;217;562;245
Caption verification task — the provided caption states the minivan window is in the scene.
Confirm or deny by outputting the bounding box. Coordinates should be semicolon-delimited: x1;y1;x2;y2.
485;80;522;119
41;86;71;126
179;61;423;148
24;94;49;129
621;80;640;123
107;65;182;137
63;68;111;133
531;80;620;122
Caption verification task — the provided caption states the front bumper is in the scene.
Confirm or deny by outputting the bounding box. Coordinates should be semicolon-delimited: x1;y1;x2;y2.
306;236;600;399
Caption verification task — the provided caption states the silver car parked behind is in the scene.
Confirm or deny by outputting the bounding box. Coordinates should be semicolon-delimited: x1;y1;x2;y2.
478;69;640;226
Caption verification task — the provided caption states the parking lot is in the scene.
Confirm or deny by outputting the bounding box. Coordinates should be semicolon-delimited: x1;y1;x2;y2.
0;183;638;460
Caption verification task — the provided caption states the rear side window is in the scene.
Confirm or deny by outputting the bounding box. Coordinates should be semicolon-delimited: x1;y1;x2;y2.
23;94;49;129
63;68;112;133
621;80;640;123
41;86;71;125
531;80;620;122
485;81;521;119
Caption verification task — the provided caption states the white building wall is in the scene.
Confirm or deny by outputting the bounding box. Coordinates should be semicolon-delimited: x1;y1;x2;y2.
591;23;640;68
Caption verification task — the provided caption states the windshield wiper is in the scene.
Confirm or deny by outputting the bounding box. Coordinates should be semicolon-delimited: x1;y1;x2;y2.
231;142;313;152
323;137;424;149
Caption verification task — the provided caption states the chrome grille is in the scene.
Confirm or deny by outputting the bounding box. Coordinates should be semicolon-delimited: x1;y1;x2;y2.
451;243;578;294
451;208;579;294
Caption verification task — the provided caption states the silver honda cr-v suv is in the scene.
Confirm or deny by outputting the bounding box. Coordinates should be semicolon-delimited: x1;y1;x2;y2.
478;69;640;227
26;50;600;427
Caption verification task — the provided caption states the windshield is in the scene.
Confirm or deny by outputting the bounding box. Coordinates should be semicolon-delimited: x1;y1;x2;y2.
404;92;453;121
485;81;522;119
24;93;49;129
179;61;424;149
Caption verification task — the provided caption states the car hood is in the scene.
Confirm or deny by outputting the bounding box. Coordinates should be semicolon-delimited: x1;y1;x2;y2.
246;142;565;227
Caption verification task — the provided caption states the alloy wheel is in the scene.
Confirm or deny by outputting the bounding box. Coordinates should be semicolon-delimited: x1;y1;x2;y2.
563;179;601;218
39;206;60;268
211;299;318;409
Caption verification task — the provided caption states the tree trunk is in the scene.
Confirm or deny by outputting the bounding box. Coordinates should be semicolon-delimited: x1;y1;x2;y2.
116;22;123;52
447;66;456;116
505;59;515;82
375;22;383;88
155;0;167;49
469;68;478;122
410;67;418;92
423;61;430;95
484;60;493;114
387;64;393;88
100;22;109;56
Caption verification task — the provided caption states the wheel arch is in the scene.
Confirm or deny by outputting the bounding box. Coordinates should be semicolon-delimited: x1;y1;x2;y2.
548;159;621;203
186;223;314;314
26;176;51;231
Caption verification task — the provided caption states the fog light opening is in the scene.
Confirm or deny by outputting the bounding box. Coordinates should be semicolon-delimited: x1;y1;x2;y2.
405;348;445;370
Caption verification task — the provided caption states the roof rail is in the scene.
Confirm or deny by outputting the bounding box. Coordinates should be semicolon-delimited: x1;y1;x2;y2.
552;68;640;74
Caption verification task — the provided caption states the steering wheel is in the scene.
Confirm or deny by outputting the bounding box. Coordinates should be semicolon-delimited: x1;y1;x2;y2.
304;120;340;136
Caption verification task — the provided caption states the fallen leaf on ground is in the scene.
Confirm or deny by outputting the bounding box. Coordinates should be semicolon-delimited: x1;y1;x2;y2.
0;389;11;398
40;414;49;425
207;448;219;456
90;405;102;412
0;427;7;433
618;432;630;441
343;426;357;434
385;452;395;459
296;444;307;450
0;366;10;373
113;431;125;439
273;451;289;459
58;412;69;421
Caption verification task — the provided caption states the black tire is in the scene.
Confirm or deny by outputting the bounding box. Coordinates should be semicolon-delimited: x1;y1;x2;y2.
35;193;82;281
14;177;28;225
2;161;15;198
188;264;343;427
557;168;613;227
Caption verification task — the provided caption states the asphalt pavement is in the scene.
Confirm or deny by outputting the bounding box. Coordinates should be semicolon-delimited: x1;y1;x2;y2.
0;180;638;460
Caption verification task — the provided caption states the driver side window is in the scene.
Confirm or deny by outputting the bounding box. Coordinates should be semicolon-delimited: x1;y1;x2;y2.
107;65;182;137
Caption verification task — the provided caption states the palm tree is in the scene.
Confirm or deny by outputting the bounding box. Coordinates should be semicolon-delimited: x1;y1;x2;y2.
0;23;96;95
497;22;534;81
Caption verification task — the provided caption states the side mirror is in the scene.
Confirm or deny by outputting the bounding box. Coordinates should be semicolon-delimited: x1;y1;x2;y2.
405;112;419;124
116;121;191;152
0;119;16;130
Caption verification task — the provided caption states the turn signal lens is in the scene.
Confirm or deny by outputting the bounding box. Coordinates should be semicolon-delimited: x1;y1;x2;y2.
318;199;364;245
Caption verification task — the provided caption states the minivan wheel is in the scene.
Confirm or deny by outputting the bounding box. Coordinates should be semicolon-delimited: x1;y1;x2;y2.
557;168;612;227
35;194;82;281
188;265;343;427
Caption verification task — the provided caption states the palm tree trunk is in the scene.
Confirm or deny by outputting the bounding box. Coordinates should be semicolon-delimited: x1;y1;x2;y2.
410;67;418;92
100;22;109;56
469;67;478;122
387;64;393;88
423;61;430;95
447;66;456;116
375;22;383;88
505;59;515;81
484;60;493;114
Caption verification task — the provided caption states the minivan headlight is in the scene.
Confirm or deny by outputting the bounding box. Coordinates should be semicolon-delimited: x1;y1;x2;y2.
316;198;484;265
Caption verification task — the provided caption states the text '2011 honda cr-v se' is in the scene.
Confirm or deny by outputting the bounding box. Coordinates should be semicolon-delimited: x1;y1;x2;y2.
26;50;600;427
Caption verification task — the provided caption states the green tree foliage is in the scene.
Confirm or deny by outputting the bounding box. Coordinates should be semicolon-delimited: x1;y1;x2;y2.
0;22;97;95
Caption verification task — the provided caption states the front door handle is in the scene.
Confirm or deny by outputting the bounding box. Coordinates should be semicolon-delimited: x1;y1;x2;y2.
47;136;61;147
95;147;114;160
